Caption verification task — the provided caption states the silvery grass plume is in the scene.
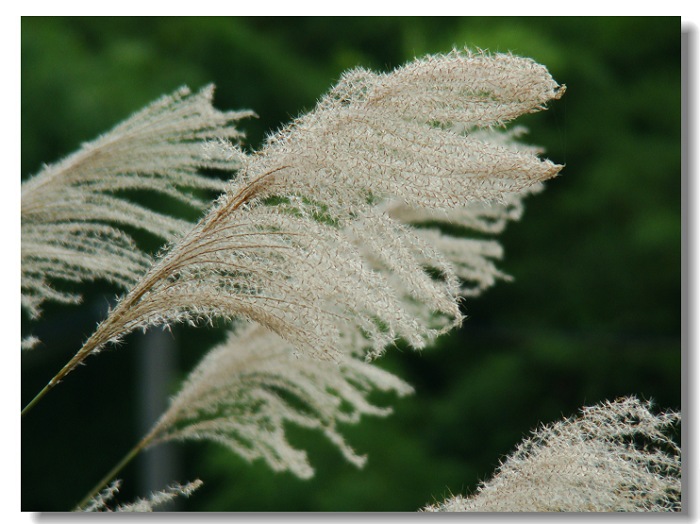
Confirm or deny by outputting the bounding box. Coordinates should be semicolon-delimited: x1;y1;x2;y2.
21;85;252;320
82;479;202;512
24;49;564;409
141;323;414;479
423;397;681;512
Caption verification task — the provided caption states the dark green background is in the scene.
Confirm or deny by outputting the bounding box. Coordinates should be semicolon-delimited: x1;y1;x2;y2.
21;17;681;512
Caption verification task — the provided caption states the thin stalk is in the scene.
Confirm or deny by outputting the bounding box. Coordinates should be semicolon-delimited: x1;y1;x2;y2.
21;268;161;417
21;336;100;417
74;434;152;511
20;383;51;417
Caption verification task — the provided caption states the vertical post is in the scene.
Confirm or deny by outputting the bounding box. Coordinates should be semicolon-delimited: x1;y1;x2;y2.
137;328;180;510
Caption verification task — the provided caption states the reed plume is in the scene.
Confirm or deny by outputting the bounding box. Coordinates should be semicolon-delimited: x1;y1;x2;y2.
82;479;202;512
423;397;681;512
21;85;252;319
143;323;414;479
22;49;564;415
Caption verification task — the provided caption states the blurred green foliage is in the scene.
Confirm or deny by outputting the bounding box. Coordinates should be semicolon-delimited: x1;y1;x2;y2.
21;17;680;512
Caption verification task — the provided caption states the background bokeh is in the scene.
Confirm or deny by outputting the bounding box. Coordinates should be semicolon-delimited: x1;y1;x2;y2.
21;17;681;512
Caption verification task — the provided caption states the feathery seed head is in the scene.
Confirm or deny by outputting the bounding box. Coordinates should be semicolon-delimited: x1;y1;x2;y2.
423;397;681;512
93;50;564;362
146;324;413;478
31;50;564;379
21;85;251;318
